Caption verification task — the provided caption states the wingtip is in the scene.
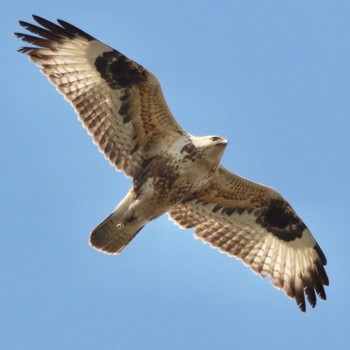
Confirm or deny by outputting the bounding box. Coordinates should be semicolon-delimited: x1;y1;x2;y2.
32;14;43;22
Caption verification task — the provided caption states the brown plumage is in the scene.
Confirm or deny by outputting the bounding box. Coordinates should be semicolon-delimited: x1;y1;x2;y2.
16;16;328;311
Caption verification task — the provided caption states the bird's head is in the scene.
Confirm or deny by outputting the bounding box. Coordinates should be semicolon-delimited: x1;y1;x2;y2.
192;135;228;162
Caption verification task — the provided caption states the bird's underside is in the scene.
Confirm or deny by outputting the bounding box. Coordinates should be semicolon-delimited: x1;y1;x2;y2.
16;15;329;312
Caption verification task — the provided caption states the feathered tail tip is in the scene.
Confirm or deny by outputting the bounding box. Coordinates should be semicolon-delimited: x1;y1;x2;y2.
90;212;144;254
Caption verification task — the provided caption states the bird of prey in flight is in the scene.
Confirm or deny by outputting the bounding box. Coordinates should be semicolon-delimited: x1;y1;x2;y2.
16;15;329;311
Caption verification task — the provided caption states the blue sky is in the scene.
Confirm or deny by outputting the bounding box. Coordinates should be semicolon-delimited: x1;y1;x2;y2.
2;1;350;349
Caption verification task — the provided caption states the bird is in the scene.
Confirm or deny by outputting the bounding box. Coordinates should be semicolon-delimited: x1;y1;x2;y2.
15;15;329;312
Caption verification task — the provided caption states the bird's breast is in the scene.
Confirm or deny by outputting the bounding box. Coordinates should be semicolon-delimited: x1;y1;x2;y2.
134;142;218;205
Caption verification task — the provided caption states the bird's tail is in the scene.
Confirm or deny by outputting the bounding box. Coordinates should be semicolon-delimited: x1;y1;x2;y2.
89;190;145;254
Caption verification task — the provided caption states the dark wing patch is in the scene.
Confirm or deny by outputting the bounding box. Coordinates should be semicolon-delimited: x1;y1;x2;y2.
256;199;305;241
208;199;304;242
168;166;329;311
95;50;148;89
16;15;185;177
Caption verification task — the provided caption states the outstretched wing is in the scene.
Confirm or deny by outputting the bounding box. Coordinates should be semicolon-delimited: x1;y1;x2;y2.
168;166;329;311
15;15;185;178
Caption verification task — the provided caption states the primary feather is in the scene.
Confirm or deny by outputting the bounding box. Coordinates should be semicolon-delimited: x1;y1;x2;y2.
16;16;328;311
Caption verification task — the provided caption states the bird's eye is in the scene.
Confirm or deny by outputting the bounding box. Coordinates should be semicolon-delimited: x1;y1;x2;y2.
211;136;221;141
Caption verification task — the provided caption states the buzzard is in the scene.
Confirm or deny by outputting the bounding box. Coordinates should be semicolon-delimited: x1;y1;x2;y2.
16;15;329;311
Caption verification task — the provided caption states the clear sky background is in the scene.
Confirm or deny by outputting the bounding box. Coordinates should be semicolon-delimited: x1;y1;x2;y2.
2;1;349;349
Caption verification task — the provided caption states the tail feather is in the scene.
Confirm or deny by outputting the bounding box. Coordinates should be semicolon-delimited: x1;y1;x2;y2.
90;212;143;254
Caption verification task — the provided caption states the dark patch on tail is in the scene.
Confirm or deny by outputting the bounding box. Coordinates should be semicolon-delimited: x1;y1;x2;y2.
90;214;145;254
125;215;137;223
